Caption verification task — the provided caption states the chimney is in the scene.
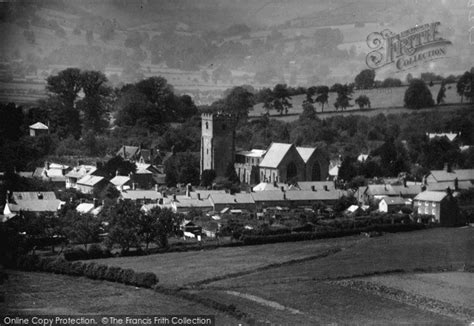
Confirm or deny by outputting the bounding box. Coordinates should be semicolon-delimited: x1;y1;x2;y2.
116;170;119;176
44;161;50;170
132;182;136;190
454;178;459;191
155;184;159;192
444;162;451;172
324;185;328;191
311;185;316;191
93;198;99;208
280;186;285;192
186;183;192;197
197;193;201;200
173;194;177;201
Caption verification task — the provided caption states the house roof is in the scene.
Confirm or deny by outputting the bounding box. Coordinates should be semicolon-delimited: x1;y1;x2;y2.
428;169;474;182
357;154;369;162
209;193;255;205
294;181;335;191
285;190;342;201
8;192;63;213
427;133;458;141
380;197;407;205
76;203;102;215
414;191;447;202
117;145;140;159
17;171;34;178
120;190;163;201
251;191;286;202
174;197;213;209
259;143;294;168
65;165;97;179
296;147;315;163
77;175;105;187
29;122;48;129
189;190;227;199
427;181;473;191
364;184;422;197
110;176;131;187
252;182;287;192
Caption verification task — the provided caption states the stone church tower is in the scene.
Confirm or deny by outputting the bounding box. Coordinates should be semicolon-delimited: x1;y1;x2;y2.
200;113;236;177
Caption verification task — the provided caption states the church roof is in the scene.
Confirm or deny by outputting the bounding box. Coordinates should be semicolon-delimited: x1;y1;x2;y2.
259;143;294;168
296;147;316;163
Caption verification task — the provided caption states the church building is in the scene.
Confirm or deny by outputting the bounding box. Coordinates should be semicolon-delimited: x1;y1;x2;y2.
200;113;329;185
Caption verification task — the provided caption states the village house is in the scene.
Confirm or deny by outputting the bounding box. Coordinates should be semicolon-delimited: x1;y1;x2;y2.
424;164;474;190
33;162;71;185
119;188;164;204
29;122;49;137
413;190;462;226
65;165;97;189
378;197;410;213
3;191;64;218
76;175;109;194
76;199;103;216
357;184;422;205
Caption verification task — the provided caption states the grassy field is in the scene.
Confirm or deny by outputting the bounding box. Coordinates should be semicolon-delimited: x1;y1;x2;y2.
250;84;465;122
90;236;362;287
0;271;241;325
209;227;474;288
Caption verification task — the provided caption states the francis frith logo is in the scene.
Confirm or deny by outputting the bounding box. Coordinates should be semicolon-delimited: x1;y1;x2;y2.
366;22;452;71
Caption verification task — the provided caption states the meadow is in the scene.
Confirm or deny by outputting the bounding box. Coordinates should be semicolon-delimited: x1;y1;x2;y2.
250;83;465;122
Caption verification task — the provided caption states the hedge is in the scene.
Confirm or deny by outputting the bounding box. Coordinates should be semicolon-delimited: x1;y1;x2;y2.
14;255;158;288
241;223;425;245
64;245;112;261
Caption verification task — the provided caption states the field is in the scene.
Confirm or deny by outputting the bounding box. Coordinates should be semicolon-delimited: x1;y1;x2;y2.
90;236;362;287
3;227;473;324
250;84;465;122
0;271;240;325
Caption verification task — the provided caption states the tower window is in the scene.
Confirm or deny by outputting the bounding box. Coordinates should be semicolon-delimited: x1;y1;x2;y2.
205;122;209;129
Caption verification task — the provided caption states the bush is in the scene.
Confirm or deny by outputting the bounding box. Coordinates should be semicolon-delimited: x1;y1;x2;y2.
64;248;87;261
104;266;122;282
64;246;112;261
118;268;135;285
84;262;98;278
69;261;86;276
133;272;158;288
404;79;434;109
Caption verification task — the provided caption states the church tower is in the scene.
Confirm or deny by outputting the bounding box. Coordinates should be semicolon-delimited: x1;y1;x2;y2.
201;113;236;178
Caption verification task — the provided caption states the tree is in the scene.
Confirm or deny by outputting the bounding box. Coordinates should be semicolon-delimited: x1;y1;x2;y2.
300;102;317;121
201;169;216;187
314;86;329;112
457;70;474;103
354;69;375;89
45;68;83;138
436;83;446;105
272;84;292;115
104;201;141;253
100;156;136;179
355;95;371;109
406;73;413;84
381;77;402;88
223;86;254;121
62;210;101;250
148;207;181;248
404;79;434;109
333;84;353;111
77;70;111;133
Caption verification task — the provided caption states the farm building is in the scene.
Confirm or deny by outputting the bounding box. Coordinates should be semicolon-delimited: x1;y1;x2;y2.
29;122;48;136
413;190;462;226
424;165;474;189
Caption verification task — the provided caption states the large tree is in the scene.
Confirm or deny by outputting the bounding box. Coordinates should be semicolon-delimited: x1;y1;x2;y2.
354;69;375;89
457;69;474;103
404;79;434;109
222;86;254;121
272;84;292;115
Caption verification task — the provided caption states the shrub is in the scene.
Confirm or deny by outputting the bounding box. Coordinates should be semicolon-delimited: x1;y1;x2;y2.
118;269;135;285
64;248;87;261
95;264;109;280
84;262;98;278
87;244;104;259
104;266;122;282
132;272;158;288
69;261;86;276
